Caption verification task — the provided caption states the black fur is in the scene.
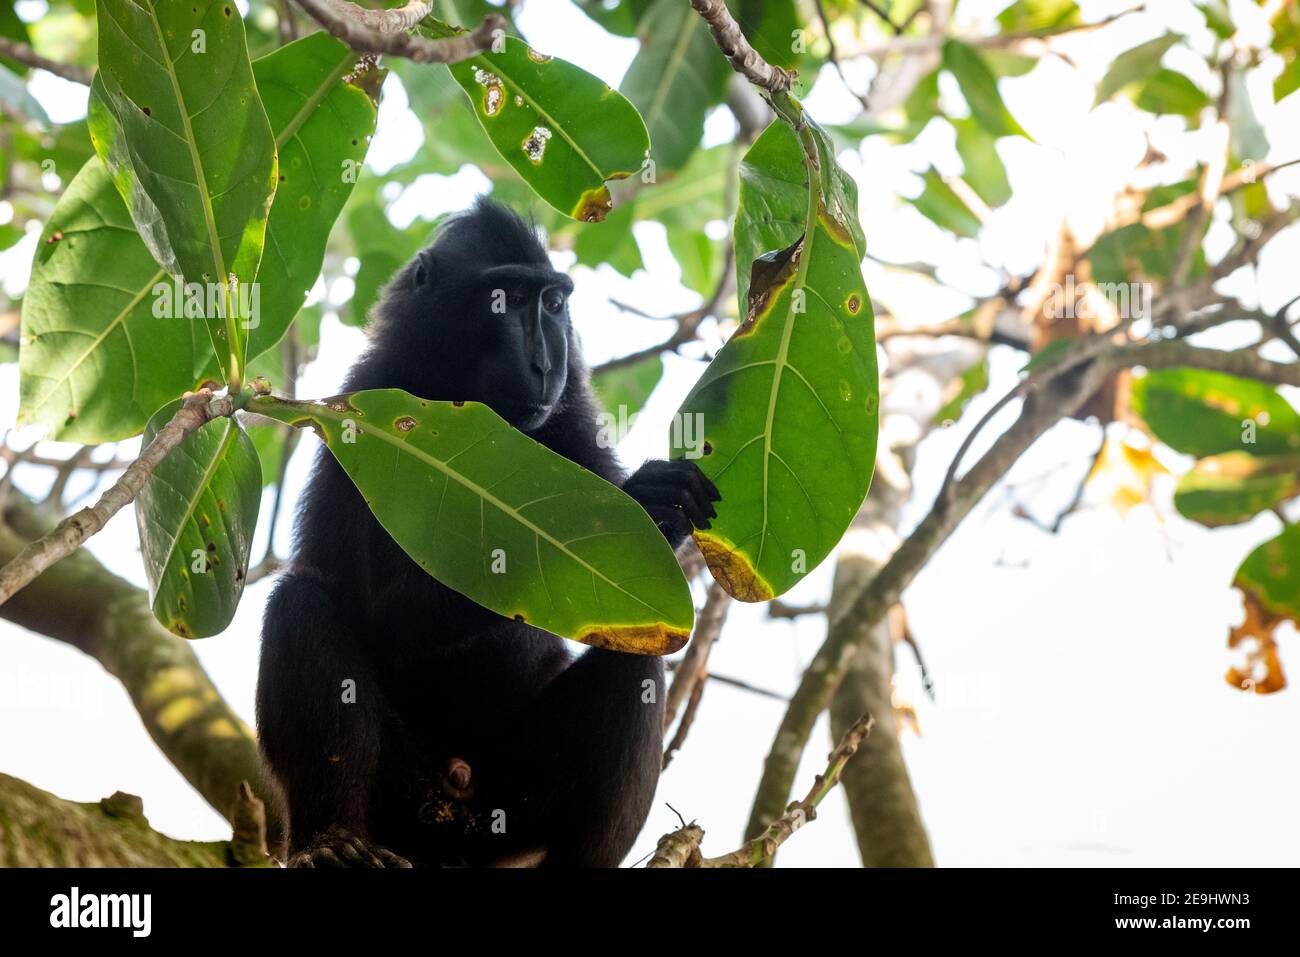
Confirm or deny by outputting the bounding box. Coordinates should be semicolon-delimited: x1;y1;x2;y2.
256;198;719;867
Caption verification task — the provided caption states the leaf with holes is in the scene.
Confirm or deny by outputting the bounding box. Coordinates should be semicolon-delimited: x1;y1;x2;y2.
135;399;262;638
249;390;693;653
89;0;277;387
671;119;878;601
419;20;648;221
247;31;379;359
619;0;729;172
18;157;216;442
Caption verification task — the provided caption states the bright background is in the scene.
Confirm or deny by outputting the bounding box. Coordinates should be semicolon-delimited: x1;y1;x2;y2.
2;0;1299;866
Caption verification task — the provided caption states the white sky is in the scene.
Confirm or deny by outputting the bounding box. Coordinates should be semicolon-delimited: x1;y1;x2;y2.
2;0;1299;867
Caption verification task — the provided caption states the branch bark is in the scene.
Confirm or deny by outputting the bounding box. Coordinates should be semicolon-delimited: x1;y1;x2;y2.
689;0;795;93
0;772;267;867
0;491;282;846
0;389;232;608
293;0;504;64
0;36;93;85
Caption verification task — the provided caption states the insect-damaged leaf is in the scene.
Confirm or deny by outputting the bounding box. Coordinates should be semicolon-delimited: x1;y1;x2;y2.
671;119;878;601
419;19;648;222
18;157;217;442
19;33;377;442
88;0;278;387
249;390;694;653
135;400;262;639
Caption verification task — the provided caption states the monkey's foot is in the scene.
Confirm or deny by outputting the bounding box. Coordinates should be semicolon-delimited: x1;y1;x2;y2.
287;826;412;868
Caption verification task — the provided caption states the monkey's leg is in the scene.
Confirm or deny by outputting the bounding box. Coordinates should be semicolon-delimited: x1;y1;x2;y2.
257;573;410;868
491;648;665;868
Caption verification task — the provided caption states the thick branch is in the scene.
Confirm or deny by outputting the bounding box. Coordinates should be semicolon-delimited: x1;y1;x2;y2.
0;390;232;608
689;0;794;92
294;0;504;64
0;492;283;846
0;36;93;85
0;773;266;867
745;339;1299;833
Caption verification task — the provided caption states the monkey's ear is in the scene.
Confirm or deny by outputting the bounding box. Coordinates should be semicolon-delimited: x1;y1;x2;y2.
411;249;437;290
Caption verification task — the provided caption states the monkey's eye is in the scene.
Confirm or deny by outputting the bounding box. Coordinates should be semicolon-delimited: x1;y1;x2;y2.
541;289;566;315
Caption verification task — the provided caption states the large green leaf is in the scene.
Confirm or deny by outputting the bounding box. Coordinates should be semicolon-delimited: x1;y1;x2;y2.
249;390;694;652
89;0;277;387
1132;368;1300;458
942;40;1027;139
672;119;878;601
1174;453;1300;527
135;400;263;638
619;0;729;173
420;21;649;221
18;158;216;442
247;32;380;359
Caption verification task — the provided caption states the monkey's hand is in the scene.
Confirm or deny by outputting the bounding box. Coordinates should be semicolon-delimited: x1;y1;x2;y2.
287;826;412;868
622;459;721;548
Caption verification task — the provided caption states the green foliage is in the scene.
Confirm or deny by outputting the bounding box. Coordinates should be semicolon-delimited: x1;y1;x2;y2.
1132;368;1300;459
620;0;730;173
942;40;1028;139
672;119;878;601
592;355;664;420
1235;524;1300;620
89;0;277;388
135;399;262;639
250;391;694;652
1174;453;1300;528
912;168;982;238
422;20;649;221
246;33;378;359
18;158;216;442
1094;34;1182;107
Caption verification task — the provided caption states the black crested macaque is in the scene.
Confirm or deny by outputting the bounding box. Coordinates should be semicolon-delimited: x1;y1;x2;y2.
257;198;720;868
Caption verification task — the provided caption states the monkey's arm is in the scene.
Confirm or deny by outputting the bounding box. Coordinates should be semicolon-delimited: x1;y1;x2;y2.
622;459;721;548
257;572;409;867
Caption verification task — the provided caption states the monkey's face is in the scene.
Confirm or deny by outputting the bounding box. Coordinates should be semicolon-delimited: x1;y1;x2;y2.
473;264;572;432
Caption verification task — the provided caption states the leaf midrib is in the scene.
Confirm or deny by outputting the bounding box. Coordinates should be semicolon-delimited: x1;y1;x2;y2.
297;400;680;624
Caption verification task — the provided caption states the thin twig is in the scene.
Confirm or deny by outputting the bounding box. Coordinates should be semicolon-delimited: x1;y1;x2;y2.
293;0;504;64
650;714;875;868
0;36;93;85
0;390;233;607
595;246;735;373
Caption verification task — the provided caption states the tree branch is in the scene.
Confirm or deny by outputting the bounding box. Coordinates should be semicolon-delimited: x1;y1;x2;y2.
0;491;282;845
745;339;1299;833
0;36;93;85
0;772;268;867
293;0;504;64
0;390;232;608
689;0;795;93
651;714;874;867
